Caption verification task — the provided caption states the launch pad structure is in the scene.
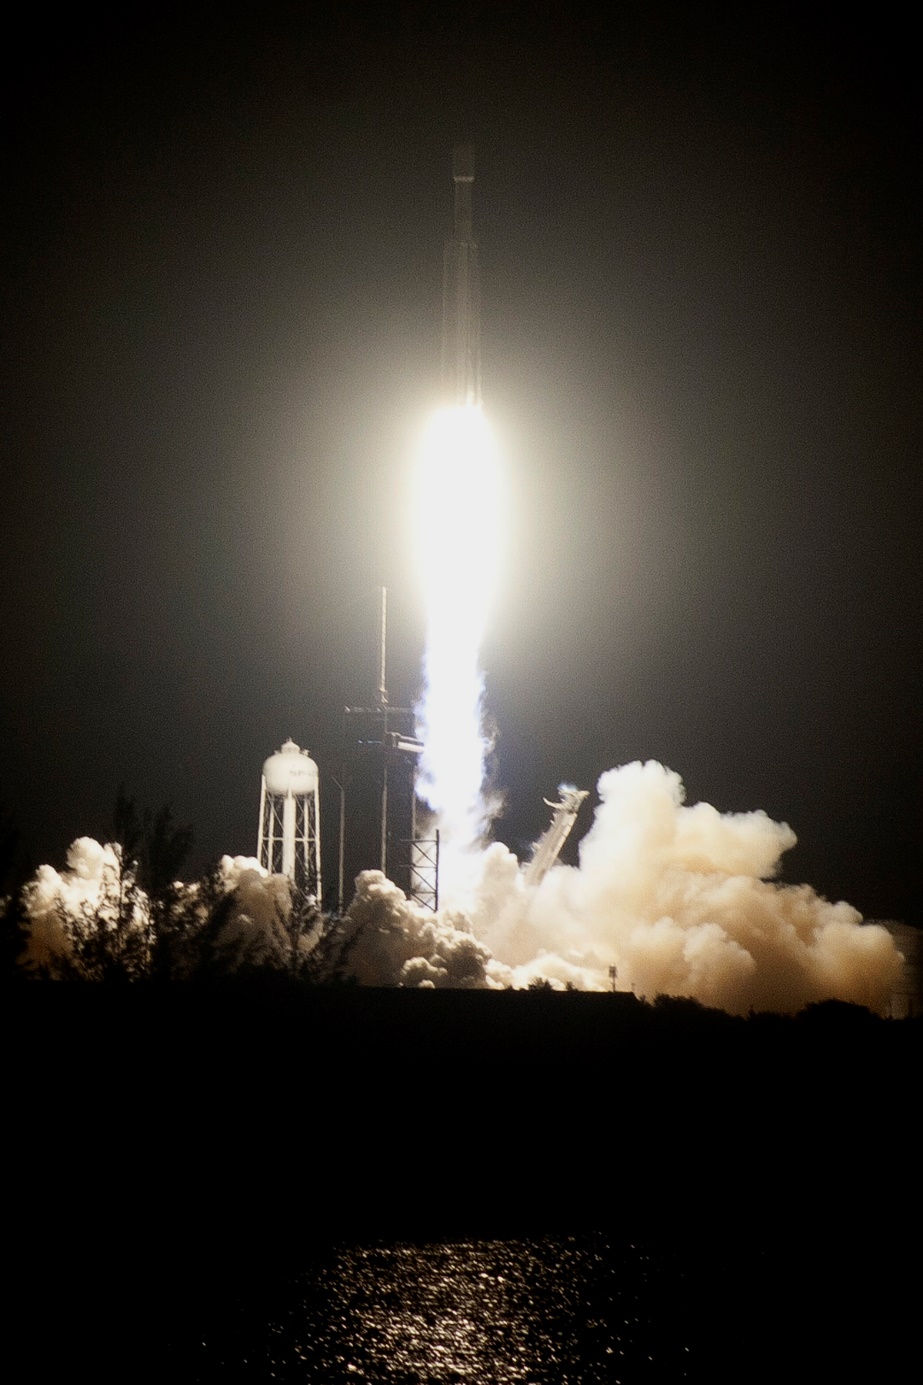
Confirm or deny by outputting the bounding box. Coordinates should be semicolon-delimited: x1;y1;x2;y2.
338;586;439;914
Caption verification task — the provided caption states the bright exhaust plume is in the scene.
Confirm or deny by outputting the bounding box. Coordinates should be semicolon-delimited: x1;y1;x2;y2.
413;404;502;901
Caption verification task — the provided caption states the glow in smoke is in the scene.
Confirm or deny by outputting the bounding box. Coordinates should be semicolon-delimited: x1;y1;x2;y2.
414;404;502;900
26;765;903;1010
334;761;901;1013
24;841;301;978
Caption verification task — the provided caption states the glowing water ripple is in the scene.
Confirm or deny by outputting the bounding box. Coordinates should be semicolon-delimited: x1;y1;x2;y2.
198;1235;694;1382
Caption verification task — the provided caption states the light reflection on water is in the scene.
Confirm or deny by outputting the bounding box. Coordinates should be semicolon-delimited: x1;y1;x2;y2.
197;1234;693;1382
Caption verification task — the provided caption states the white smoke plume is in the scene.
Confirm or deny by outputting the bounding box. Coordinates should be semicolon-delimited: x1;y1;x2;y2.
22;844;313;978
340;870;509;989
22;839;511;988
24;838;141;973
20;763;902;1012
492;762;902;1012
210;854;307;971
340;761;902;1014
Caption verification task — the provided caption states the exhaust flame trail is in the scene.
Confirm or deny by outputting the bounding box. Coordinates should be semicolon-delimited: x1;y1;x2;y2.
414;404;502;901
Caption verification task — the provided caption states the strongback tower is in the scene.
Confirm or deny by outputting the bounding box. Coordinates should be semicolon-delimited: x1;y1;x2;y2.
442;143;481;407
257;739;322;899
340;588;426;908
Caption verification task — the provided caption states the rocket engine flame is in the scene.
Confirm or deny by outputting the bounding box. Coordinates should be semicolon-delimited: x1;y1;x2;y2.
413;404;503;901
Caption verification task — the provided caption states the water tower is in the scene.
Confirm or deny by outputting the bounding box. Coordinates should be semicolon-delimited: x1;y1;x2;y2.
257;739;322;899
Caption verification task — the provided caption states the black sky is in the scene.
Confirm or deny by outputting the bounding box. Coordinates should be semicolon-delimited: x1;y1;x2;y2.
3;5;920;921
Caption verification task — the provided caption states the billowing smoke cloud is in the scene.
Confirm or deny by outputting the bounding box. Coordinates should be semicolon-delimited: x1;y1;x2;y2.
21;840;510;988
25;838;136;973
22;844;313;978
210;854;305;970
490;762;901;1012
21;763;902;1013
340;870;509;989
340;762;903;1013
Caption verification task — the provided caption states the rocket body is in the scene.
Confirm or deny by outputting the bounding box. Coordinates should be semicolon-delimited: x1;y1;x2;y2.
441;144;481;407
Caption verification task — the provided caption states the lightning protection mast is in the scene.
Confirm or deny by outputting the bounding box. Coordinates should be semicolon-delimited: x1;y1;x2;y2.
442;143;481;407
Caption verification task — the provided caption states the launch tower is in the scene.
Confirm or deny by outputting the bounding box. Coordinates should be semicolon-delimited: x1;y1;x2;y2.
340;588;433;910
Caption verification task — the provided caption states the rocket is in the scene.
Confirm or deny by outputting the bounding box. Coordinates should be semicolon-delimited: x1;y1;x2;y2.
441;144;481;407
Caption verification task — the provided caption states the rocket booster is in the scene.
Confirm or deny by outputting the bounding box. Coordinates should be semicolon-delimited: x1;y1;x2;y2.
441;144;481;407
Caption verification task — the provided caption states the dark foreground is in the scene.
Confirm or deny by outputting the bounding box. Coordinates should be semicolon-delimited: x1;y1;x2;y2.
9;987;919;1380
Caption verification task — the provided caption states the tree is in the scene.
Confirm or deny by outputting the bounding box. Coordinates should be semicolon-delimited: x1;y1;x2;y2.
278;885;324;980
141;804;195;980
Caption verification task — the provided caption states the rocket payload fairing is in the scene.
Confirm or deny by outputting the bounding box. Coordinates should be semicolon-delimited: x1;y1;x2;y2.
442;144;481;407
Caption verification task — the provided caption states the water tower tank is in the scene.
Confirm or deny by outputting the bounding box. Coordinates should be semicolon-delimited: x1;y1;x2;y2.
263;739;319;796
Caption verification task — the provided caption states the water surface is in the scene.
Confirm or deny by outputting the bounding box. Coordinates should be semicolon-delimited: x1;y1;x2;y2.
192;1234;696;1382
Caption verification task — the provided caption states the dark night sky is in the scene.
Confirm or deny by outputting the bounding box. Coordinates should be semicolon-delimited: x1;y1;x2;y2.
3;6;920;921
